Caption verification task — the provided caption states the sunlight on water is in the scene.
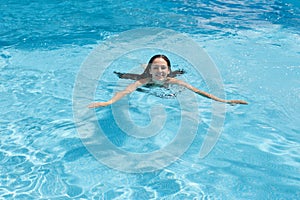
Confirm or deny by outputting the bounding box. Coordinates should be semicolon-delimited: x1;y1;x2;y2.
0;0;299;199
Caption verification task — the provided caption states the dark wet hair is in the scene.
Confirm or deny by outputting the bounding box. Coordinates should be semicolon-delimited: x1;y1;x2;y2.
114;54;185;80
140;54;171;78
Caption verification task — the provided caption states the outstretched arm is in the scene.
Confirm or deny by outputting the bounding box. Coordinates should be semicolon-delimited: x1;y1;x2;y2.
168;78;248;105
88;79;148;108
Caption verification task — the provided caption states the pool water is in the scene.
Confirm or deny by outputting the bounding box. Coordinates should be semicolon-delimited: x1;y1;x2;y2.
1;0;299;199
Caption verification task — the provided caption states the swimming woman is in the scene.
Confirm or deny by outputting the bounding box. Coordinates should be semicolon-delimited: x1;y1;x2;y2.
88;54;248;108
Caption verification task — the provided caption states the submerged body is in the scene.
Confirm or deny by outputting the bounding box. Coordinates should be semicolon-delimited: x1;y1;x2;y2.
88;55;247;108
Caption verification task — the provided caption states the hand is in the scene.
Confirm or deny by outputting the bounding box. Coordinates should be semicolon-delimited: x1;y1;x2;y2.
88;102;110;108
228;100;248;105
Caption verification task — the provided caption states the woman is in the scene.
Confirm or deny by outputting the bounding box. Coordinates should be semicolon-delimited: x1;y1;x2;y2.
88;54;248;108
113;55;185;80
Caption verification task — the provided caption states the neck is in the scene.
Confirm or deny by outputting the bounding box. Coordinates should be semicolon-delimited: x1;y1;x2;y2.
151;78;165;85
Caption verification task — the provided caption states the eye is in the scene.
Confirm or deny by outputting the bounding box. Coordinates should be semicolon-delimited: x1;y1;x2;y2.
152;65;159;69
161;65;167;70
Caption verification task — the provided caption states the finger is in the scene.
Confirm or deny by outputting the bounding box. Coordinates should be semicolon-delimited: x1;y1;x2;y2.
88;103;97;108
233;100;248;105
238;100;248;104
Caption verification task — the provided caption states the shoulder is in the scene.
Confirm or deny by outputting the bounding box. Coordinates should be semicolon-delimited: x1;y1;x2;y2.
136;78;150;85
125;78;149;91
166;77;185;85
166;78;193;89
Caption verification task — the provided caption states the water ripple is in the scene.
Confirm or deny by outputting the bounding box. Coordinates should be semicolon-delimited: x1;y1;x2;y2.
1;0;299;48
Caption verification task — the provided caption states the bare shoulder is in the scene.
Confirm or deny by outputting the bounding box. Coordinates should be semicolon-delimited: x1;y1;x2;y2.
136;78;150;85
166;77;187;85
125;78;150;92
166;77;179;83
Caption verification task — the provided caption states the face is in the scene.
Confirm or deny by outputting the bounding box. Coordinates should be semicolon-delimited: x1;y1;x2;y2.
149;58;170;83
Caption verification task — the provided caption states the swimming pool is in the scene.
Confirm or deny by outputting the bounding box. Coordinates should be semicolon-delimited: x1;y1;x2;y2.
1;0;299;199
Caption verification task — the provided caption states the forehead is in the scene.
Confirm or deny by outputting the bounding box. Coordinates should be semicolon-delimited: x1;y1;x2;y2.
151;57;168;65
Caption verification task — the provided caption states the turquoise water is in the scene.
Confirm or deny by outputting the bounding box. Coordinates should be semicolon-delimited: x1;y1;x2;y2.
1;0;300;199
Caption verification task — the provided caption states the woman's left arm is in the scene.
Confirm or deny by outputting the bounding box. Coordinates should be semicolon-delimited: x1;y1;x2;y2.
168;78;248;105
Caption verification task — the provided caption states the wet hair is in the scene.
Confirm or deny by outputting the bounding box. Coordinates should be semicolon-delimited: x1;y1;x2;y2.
114;54;185;80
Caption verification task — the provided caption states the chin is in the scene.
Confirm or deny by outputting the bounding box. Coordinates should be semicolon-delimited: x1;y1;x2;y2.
152;78;165;84
154;77;165;81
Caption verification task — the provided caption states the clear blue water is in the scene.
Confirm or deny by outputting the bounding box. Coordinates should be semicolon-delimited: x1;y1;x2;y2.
1;0;299;199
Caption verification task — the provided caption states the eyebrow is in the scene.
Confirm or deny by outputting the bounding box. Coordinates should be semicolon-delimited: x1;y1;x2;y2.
152;64;168;67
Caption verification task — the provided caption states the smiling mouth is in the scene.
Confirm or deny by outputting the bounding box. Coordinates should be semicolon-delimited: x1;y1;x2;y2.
154;74;165;79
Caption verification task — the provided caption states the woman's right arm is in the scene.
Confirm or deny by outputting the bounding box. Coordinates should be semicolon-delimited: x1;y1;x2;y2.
88;79;148;108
